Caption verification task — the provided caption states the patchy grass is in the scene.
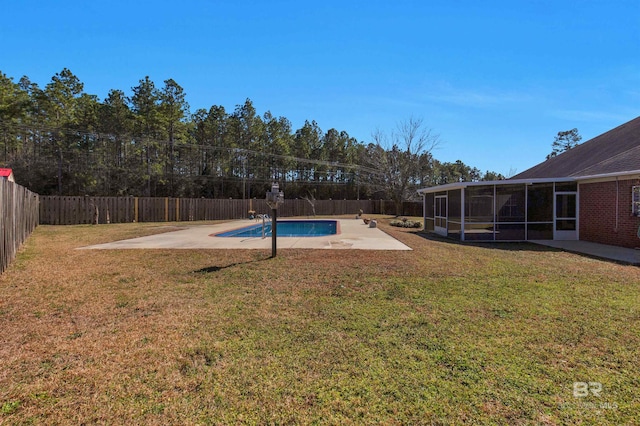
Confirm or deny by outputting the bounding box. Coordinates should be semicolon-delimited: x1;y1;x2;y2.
0;219;639;424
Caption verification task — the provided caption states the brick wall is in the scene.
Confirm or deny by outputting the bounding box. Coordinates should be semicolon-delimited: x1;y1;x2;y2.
579;179;640;248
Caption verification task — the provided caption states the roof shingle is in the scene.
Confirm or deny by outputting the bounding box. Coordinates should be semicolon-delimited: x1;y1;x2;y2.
512;116;640;179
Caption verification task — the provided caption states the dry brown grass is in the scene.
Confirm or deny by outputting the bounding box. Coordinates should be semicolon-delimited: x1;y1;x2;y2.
1;219;639;424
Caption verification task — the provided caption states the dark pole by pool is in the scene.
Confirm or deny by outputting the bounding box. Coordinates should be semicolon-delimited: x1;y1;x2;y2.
266;182;283;258
271;208;277;258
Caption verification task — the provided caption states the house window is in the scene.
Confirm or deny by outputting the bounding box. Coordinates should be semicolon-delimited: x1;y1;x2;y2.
633;186;640;217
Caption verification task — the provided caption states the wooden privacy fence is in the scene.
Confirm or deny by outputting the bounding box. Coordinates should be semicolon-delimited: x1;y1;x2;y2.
1;179;39;274
39;196;423;225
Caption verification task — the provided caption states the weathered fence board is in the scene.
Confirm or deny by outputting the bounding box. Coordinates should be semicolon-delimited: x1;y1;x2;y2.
38;196;422;225
0;179;39;274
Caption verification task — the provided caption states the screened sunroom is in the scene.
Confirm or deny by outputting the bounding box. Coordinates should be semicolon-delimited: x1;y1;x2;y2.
418;179;578;242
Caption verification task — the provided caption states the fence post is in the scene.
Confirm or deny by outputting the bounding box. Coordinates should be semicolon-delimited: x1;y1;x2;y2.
92;197;99;225
164;197;169;222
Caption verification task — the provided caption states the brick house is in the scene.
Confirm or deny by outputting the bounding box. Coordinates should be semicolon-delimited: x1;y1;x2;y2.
418;116;640;248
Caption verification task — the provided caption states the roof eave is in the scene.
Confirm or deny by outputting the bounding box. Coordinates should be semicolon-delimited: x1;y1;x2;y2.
574;169;640;182
417;177;576;195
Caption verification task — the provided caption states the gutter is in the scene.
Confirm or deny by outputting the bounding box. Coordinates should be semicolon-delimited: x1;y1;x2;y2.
573;169;640;182
417;176;576;195
417;170;640;195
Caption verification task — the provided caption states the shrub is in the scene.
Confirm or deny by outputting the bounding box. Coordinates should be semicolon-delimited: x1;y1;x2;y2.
389;219;422;228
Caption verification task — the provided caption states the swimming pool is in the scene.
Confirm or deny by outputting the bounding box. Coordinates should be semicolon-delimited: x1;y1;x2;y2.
216;220;338;238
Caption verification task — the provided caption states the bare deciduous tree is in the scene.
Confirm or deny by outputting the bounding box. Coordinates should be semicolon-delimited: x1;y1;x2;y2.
365;117;440;216
302;190;317;217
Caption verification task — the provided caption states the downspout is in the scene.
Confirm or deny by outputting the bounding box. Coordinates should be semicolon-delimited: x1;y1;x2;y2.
422;192;426;230
460;187;465;241
524;184;529;240
615;177;619;233
493;184;497;241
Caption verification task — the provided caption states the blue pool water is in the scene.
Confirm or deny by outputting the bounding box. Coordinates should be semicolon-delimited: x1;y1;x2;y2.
216;220;338;238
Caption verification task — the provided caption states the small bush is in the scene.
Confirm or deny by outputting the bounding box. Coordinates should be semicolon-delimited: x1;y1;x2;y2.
389;219;422;228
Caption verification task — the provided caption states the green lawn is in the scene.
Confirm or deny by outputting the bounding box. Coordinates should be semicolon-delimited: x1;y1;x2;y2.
0;220;638;424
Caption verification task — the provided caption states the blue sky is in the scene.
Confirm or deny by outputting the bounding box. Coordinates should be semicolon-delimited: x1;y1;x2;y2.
1;0;639;176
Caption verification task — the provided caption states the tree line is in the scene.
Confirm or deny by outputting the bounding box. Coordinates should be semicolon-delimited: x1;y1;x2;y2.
0;68;505;200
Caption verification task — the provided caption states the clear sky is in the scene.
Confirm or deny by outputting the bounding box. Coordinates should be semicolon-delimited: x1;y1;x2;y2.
1;0;639;176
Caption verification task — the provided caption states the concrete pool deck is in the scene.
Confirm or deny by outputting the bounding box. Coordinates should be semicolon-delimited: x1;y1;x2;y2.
80;219;412;251
531;240;640;265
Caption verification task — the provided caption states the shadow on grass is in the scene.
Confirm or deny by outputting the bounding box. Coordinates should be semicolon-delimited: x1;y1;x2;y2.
192;255;272;274
409;230;561;253
412;230;640;266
